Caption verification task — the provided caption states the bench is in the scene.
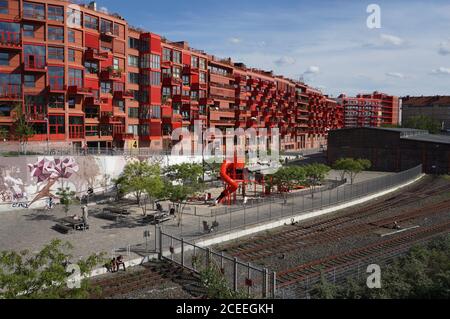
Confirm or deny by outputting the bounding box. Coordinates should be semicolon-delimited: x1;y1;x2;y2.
54;223;74;234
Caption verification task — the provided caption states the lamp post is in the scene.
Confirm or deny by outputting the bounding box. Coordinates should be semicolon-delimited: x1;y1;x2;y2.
44;116;49;154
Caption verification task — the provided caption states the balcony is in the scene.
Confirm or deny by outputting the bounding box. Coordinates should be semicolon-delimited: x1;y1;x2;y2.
209;94;235;102
114;89;134;99
101;30;119;39
0;84;22;100
68;85;93;96
100;69;123;82
47;84;66;93
161;60;172;69
183;65;199;74
162;76;182;86
199;97;214;105
24;55;46;72
85;48;109;61
161;105;172;118
27;113;46;121
85;96;101;106
0;31;21;50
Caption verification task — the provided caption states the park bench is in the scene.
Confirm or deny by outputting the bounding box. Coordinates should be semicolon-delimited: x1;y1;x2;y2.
53;223;74;234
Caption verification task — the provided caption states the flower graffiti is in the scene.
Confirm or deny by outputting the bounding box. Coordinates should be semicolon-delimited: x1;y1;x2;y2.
27;157;79;207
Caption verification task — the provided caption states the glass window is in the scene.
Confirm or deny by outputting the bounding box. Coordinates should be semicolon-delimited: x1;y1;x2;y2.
68;29;75;43
49;115;65;134
128;72;139;84
23;1;45;20
0;0;8;14
113;58;119;70
100;19;112;34
68;49;75;62
0;52;8;66
48;94;64;108
172;51;181;64
162;87;171;97
69;68;83;87
151;54;160;69
23;24;34;37
48;66;64;90
191;56;199;68
172;66;181;78
100;81;111;94
200;72;207;83
24;75;35;88
128;55;139;67
84;14;98;30
85;61;98;74
128;107;139;118
66;8;81;28
128;37;140;50
48;46;64;61
182;75;190;86
162;48;171;62
68;96;76;108
47;5;64;22
199;58;206;70
150;71;161;86
48;26;64;41
85;125;99;136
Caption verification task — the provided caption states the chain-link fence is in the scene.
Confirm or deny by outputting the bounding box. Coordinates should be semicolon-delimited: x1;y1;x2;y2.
158;229;276;298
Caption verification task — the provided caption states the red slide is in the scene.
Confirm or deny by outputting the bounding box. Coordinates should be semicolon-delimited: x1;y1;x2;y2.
216;161;239;204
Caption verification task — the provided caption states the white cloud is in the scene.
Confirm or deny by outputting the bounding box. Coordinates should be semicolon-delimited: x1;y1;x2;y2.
228;37;242;44
438;41;450;55
303;65;320;75
274;56;296;66
431;67;450;75
380;34;405;46
386;72;405;79
98;6;108;14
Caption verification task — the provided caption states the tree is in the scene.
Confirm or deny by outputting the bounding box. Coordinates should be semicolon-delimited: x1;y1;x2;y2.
11;103;35;154
114;161;163;205
332;158;372;184
403;115;442;134
304;163;331;198
0;239;106;299
0;126;9;141
56;187;78;216
267;166;307;193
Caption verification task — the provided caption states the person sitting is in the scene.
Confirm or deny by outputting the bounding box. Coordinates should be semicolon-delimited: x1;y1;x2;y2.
169;207;175;216
106;258;117;273
116;255;126;271
156;203;163;212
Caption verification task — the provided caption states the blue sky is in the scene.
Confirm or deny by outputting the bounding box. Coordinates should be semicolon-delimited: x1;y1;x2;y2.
94;0;450;97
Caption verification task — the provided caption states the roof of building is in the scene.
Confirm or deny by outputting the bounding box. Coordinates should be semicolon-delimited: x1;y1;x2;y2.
402;96;450;107
403;133;450;145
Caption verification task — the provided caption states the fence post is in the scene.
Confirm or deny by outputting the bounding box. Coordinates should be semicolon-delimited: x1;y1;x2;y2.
247;262;251;296
206;248;211;268
262;268;269;298
233;257;238;292
181;237;184;268
272;271;277;298
220;251;224;271
158;226;162;260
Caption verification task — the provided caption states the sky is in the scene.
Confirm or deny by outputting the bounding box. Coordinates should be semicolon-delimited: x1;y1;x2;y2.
92;0;450;97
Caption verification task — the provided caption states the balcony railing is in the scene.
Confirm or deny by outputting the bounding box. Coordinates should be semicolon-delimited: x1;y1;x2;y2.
68;85;93;95
0;31;21;48
100;69;123;81
113;89;134;99
24;55;46;70
85;48;109;61
0;84;22;99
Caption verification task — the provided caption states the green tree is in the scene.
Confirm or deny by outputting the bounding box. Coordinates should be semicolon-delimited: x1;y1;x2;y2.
0;239;106;299
0;126;9;141
403;115;442;134
332;158;372;184
114;161;163;205
56;187;78;216
267;166;307;193
304;163;331;198
12;103;35;154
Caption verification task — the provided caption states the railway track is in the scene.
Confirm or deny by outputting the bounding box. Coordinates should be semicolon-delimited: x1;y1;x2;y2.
276;220;450;289
222;177;450;259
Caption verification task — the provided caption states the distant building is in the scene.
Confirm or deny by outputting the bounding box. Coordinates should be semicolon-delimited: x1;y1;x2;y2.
401;96;450;132
337;92;400;128
327;127;450;174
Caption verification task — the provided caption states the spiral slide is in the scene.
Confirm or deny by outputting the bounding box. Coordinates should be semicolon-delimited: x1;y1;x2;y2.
215;161;239;204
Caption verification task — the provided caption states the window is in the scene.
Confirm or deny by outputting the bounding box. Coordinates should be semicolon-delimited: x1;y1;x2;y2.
172;67;181;78
85;61;98;74
68;96;75;108
151;54;160;69
127;125;138;135
48;46;64;61
172;51;181;64
191;56;199;68
0;52;8;66
66;8;81;27
150;71;161;86
100;81;111;94
199;58;206;70
172;102;181;115
84;14;98;30
68;49;75;62
200;72;207;83
128;55;139;67
139;105;160;119
48;26;64;41
172;86;181;96
85;107;98;119
113;58;119;70
162;48;171;62
182;75;190;86
23;2;45;20
49;115;65;134
23;24;34;37
47;5;63;22
48;94;64;108
68;29;75;43
162;87;171;98
68;68;83;87
128;107;139;118
128;72;139;84
48;66;64;90
113;99;125;112
0;0;8;14
85;125;98;136
128;37;140;50
113;24;120;37
24;95;45;115
162;68;171;78
100;19;112;34
191;91;198;101
24;75;35;88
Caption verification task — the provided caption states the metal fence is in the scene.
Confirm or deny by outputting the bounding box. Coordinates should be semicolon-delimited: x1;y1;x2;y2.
0;147;173;157
158;228;276;298
171;165;423;239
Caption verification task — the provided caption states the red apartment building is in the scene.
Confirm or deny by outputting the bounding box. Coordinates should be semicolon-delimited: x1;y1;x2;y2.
337;92;399;128
0;0;344;153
